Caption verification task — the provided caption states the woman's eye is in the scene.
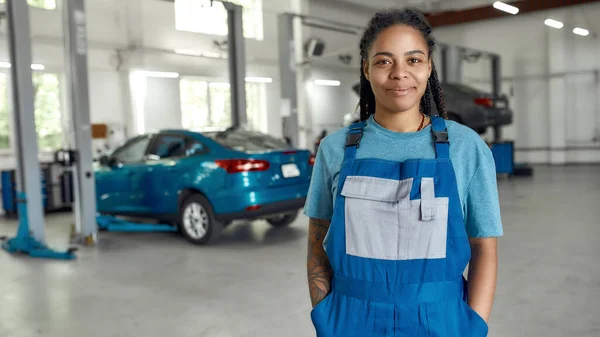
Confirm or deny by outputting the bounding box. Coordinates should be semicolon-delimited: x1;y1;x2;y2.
409;58;421;63
376;60;390;65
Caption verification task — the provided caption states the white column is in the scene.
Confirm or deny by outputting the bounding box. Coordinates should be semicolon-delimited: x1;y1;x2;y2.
546;23;568;165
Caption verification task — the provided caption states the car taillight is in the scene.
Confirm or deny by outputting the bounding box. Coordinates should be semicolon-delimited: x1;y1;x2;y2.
474;98;494;107
215;159;270;173
309;154;316;166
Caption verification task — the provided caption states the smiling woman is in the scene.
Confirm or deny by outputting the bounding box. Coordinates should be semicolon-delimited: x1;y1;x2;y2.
304;7;503;337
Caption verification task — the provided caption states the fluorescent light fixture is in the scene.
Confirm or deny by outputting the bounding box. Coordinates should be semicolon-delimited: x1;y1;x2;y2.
314;79;341;86
573;27;590;36
137;70;179;78
544;18;564;29
493;1;519;15
0;62;45;70
245;76;273;83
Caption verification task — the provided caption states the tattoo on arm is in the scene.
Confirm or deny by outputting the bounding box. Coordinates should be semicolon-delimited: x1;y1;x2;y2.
307;218;333;308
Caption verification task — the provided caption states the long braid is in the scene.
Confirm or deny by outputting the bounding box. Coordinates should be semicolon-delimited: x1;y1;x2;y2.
357;8;447;121
359;63;376;121
420;84;432;116
429;62;447;119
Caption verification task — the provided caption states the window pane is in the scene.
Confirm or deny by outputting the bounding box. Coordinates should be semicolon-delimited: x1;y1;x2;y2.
208;83;232;129
0;0;57;10
245;83;259;131
174;0;263;40
32;72;63;151
180;78;209;130
0;73;8;149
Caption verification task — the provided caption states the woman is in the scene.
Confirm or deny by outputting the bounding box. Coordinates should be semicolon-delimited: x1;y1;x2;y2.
304;8;503;337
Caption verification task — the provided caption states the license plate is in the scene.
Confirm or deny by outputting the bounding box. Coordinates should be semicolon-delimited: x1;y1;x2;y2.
495;101;507;109
281;163;300;178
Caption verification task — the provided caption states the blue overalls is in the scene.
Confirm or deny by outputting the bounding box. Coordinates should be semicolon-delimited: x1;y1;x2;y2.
310;116;489;337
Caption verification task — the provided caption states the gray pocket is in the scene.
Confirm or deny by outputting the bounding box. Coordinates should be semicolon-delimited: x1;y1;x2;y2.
341;176;412;260
341;176;449;261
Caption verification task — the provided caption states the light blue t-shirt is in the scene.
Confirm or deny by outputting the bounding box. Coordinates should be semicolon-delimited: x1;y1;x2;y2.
303;115;503;238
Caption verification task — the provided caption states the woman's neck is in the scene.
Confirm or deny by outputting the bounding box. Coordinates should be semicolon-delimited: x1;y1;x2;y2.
373;107;425;133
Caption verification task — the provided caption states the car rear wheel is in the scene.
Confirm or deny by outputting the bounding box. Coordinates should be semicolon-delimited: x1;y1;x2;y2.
179;194;223;245
266;210;299;228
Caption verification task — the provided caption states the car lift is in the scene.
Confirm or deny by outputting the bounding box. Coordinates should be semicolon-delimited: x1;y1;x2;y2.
1;1;250;256
0;0;77;259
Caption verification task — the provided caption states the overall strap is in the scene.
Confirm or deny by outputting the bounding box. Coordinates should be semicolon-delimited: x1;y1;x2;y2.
431;116;450;159
344;121;367;162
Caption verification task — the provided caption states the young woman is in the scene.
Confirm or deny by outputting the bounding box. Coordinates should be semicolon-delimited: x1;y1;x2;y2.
305;8;503;337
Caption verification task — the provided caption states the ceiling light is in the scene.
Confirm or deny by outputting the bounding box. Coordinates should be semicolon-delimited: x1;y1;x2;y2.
573;27;590;36
245;77;273;83
314;79;341;87
493;1;519;15
137;70;180;78
0;62;11;68
544;19;564;29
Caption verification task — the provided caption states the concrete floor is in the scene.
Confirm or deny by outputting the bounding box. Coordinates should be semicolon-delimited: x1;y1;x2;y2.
0;165;599;337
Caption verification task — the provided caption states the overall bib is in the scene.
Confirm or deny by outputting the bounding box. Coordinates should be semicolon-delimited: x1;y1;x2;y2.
310;117;489;337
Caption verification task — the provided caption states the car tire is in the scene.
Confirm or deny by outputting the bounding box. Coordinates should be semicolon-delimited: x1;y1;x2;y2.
266;210;299;228
178;194;223;245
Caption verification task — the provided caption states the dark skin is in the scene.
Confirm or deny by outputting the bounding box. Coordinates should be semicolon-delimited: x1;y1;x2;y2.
307;217;332;308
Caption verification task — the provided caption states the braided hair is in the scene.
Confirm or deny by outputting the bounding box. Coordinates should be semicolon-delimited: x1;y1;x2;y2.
358;8;447;121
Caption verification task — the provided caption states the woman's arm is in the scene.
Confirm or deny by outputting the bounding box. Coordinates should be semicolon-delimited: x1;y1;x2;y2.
467;237;499;322
307;217;333;308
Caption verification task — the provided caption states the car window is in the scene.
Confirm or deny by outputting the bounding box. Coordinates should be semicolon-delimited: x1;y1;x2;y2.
206;130;290;152
185;140;206;157
112;136;151;164
150;135;187;159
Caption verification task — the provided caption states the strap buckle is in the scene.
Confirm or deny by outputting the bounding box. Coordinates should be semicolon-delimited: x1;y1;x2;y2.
433;131;449;143
345;132;362;147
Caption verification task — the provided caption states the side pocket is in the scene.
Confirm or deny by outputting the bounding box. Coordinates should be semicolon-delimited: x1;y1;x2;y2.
310;291;335;334
461;301;489;335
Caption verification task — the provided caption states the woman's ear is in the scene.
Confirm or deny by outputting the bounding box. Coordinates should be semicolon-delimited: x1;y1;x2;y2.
428;59;432;78
362;59;370;81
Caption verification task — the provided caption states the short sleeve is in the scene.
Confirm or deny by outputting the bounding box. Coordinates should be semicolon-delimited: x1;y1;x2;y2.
303;145;334;221
464;147;504;238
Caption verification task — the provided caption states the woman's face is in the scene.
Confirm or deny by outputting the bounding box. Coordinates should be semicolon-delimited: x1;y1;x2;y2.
364;25;432;115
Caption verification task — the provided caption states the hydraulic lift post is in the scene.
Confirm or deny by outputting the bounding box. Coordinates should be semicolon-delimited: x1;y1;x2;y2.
1;0;75;259
62;0;99;245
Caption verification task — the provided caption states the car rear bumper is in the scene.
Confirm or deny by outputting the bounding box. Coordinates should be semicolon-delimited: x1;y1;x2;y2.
210;181;310;221
215;197;306;222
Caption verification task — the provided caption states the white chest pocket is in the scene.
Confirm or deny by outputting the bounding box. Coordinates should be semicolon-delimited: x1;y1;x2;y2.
340;176;449;261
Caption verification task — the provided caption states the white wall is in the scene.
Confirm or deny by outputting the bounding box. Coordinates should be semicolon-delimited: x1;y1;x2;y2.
431;3;600;164
303;1;600;164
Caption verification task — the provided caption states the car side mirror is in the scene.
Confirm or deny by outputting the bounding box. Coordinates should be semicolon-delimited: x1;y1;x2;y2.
99;155;115;167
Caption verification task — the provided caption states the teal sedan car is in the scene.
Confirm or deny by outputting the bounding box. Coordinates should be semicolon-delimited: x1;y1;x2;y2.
94;128;314;245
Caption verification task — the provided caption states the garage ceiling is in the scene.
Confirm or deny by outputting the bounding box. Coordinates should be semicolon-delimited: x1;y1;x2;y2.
318;0;500;13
